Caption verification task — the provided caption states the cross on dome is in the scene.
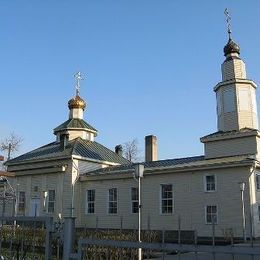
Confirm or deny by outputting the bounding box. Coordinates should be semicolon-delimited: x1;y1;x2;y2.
223;8;240;57
74;71;84;96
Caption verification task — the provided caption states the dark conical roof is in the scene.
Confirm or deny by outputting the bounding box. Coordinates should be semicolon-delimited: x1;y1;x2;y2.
223;38;240;56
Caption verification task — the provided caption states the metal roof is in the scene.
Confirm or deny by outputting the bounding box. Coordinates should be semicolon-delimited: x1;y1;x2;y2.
53;118;97;133
85;155;205;175
84;154;255;176
5;138;129;165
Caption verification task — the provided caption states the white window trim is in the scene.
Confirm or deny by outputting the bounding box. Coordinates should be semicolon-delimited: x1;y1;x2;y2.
85;189;95;215
258;204;260;222
47;190;55;214
130;187;138;214
205;205;218;225
107;188;118;215
18;191;26;214
256;174;260;191
204;174;217;192
159;183;174;215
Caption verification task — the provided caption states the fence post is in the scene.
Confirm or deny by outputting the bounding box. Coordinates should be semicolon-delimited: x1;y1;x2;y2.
63;217;76;260
194;229;198;260
95;216;99;231
77;240;83;260
178;215;181;244
45;216;53;260
162;229;165;260
212;218;215;246
120;215;123;230
178;215;181;260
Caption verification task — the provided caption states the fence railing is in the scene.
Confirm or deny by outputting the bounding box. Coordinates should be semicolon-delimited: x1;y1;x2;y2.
0;216;53;260
75;238;260;260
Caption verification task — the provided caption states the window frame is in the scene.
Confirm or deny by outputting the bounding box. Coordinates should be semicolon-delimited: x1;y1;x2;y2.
160;184;173;215
47;190;55;213
258;204;260;222
205;205;218;225
130;187;139;214
108;188;118;215
18;191;26;214
256;174;260;191
86;189;95;215
204;174;217;192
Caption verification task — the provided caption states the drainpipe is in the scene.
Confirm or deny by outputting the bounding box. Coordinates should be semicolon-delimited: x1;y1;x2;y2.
249;162;257;240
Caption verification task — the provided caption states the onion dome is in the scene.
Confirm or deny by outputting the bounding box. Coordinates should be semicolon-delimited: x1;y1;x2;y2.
224;38;240;56
68;95;86;110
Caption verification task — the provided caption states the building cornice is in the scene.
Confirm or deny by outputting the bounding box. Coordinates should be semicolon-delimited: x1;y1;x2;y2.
200;129;260;143
214;78;257;92
53;127;97;135
80;157;255;182
72;155;121;166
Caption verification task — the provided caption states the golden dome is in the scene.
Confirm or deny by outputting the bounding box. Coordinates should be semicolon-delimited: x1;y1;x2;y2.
68;95;86;110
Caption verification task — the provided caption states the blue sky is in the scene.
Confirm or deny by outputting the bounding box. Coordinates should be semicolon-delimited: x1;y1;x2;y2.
1;1;260;160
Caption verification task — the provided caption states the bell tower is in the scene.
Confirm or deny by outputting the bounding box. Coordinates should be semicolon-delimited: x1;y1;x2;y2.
215;32;258;132
201;10;260;159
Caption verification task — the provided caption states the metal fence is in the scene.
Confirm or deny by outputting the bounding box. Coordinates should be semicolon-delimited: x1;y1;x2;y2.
1;216;260;260
0;216;53;260
69;217;260;260
75;238;260;260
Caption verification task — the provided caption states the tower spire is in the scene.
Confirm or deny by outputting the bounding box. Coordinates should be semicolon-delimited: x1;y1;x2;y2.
223;9;240;57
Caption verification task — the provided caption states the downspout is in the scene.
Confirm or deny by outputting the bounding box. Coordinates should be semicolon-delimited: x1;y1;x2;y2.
248;161;257;239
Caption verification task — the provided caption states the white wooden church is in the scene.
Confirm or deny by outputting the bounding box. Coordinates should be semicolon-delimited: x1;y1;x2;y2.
4;27;260;239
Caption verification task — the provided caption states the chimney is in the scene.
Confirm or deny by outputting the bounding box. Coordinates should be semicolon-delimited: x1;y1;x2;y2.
115;145;123;157
145;135;158;162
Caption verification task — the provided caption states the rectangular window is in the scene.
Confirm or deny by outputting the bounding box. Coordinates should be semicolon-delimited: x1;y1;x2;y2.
223;89;235;113
108;188;117;214
86;190;95;214
256;174;260;190
47;190;55;213
205;205;218;224
131;187;138;213
18;191;26;213
204;175;216;192
239;89;250;111
258;205;260;221
217;92;222;116
161;184;173;214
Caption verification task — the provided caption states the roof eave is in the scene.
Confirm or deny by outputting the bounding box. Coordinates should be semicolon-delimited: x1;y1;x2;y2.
72;155;123;166
53;127;98;136
5;155;72;167
80;158;255;181
201;129;260;143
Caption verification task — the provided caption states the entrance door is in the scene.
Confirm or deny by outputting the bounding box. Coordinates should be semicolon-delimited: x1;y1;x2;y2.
29;198;40;216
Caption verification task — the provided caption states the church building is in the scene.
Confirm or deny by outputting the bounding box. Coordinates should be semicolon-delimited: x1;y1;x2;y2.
5;29;260;239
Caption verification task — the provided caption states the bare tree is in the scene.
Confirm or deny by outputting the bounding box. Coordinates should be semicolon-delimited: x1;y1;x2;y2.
0;133;23;160
123;138;140;162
